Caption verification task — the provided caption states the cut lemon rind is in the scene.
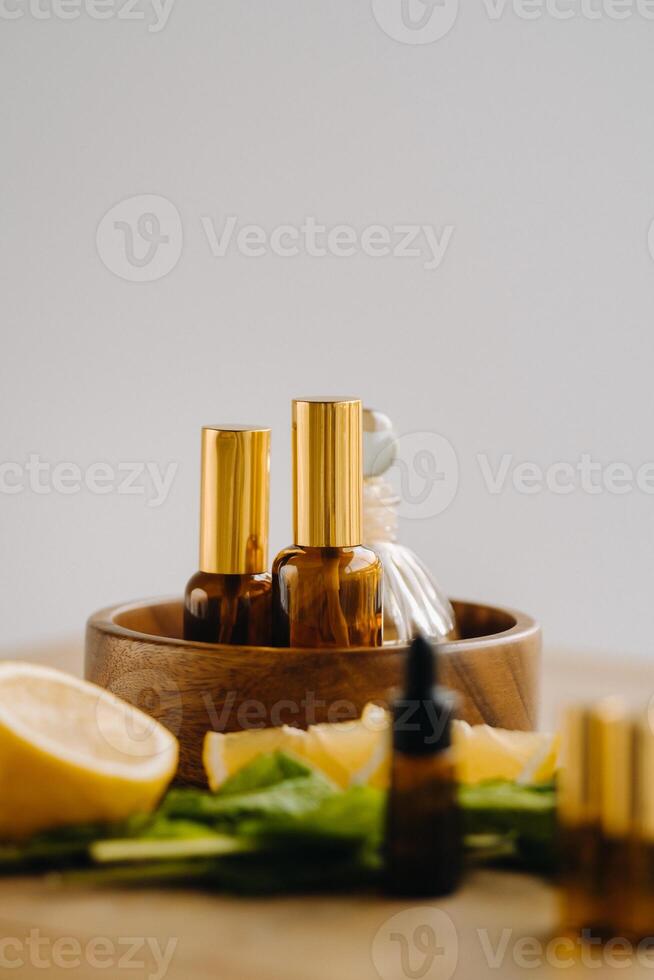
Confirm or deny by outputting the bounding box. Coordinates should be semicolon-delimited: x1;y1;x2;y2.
0;661;178;839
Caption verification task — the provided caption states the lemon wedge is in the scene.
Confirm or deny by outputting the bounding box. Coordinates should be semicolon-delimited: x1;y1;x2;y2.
516;731;560;785
203;703;558;791
0;661;178;839
204;703;390;791
454;721;558;785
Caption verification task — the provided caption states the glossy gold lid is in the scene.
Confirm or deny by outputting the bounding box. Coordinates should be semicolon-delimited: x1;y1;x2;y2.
635;716;654;841
596;698;633;838
558;704;602;826
199;425;270;575
293;398;363;548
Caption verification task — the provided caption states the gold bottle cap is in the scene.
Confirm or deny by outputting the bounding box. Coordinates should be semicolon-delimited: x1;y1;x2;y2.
635;715;654;842
293;397;363;548
199;425;270;575
558;704;603;826
596;698;633;838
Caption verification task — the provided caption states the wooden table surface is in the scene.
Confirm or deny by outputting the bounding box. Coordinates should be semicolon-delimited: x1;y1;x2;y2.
1;638;653;980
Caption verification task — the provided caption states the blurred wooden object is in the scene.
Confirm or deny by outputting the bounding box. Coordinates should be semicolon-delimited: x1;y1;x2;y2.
84;596;541;785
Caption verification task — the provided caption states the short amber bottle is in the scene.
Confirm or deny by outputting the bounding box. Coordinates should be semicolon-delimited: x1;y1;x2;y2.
385;635;461;897
272;398;382;648
184;425;272;646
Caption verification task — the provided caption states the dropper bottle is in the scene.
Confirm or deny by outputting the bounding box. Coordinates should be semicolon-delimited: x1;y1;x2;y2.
385;634;461;897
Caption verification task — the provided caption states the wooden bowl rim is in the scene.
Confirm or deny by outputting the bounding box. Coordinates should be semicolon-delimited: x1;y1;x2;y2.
86;596;540;658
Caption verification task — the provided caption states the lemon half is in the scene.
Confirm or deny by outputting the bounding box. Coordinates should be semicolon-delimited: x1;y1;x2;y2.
0;661;178;839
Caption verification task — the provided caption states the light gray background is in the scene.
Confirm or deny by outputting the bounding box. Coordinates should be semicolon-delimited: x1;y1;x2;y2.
1;2;652;657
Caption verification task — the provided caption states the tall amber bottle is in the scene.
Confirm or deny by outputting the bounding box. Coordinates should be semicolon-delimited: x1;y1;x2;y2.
631;718;654;941
184;425;272;646
272;398;383;648
558;705;604;937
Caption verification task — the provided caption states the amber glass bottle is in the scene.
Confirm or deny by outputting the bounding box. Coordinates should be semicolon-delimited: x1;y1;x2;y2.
559;701;640;942
631;719;654;941
184;425;272;646
385;635;461;897
558;705;605;938
272;398;382;648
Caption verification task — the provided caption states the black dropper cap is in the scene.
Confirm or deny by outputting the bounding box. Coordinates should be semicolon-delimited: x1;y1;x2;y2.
392;634;457;756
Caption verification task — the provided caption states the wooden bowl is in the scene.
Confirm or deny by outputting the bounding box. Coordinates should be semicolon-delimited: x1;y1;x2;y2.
85;598;541;785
